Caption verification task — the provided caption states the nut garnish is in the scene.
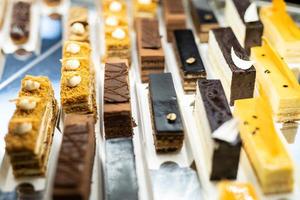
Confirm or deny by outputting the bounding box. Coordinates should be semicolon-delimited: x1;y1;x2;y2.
66;43;80;54
71;22;85;35
18;98;37;111
166;113;177;123
65;59;80;70
67;75;81;87
14;122;32;135
112;28;126;40
24;80;40;91
186;57;196;64
109;1;122;12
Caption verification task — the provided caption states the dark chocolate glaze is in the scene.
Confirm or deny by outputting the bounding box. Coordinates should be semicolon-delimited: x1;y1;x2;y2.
231;0;263;54
197;79;241;180
149;73;183;134
53;114;95;200
105;138;138;200
174;29;206;76
10;2;31;43
212;27;256;105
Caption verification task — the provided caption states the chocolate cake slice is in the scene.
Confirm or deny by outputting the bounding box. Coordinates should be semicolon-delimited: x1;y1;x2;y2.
149;73;184;152
208;27;256;106
194;79;241;180
173;29;206;92
225;0;263;54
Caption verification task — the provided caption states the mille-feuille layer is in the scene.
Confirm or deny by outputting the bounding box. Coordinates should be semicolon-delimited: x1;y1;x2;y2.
67;7;90;43
251;39;300;122
5;75;58;177
234;97;294;194
260;0;300;63
225;0;263;54
134;0;157;18
219;181;259;200
208;27;256;105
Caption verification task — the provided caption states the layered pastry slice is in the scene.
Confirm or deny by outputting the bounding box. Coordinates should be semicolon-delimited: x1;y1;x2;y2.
219;181;259;200
260;0;300;63
208;27;256;106
10;1;31;45
190;0;219;42
194;79;241;180
43;0;61;7
234;97;294;194
136;17;164;83
105;138;138;200
134;0;157;18
5;75;58;178
67;7;90;43
162;0;187;42
149;73;184;152
251;39;300;122
53;114;95;200
0;0;7;30
173;29;206;92
104;59;133;139
225;0;263;54
105;26;131;62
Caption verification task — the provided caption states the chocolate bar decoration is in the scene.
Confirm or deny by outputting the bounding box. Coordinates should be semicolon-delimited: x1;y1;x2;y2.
104;62;130;103
230;0;263;53
10;1;31;44
149;73;184;151
141;18;161;49
197;79;241;180
173;29;206;75
105;138;139;200
53;114;95;200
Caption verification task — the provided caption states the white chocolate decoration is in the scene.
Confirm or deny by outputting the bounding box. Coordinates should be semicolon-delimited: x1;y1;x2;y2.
112;28;126;40
212;118;239;143
66;59;80;70
18;98;37;110
66;43;80;54
109;1;122;12
138;0;152;4
244;2;259;23
14;122;32;135
231;47;254;70
105;16;119;27
67;75;81;87
71;22;85;35
24;80;40;91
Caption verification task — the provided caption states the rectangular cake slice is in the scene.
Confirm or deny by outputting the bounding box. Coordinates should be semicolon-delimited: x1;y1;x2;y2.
234;97;294;194
190;0;219;42
105;138;139;200
251;39;300;122
225;0;263;54
104;59;133;139
173;29;206;92
53;114;95;200
10;1;31;45
208;27;256;105
136;17;165;83
162;0;187;42
149;73;184;152
260;0;300;63
5;75;58;178
67;6;90;43
194;79;241;180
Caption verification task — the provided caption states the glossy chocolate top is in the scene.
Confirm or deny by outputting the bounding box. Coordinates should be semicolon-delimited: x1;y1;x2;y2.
149;73;183;134
174;29;206;75
104;61;130;103
141;18;161;49
198;79;232;132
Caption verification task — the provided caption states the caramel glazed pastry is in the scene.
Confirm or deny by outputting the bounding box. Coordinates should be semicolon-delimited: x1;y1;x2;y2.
10;0;31;45
134;0;157;18
67;6;90;43
60;41;97;120
149;73;184;152
5;75;59;178
219;181;259;200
